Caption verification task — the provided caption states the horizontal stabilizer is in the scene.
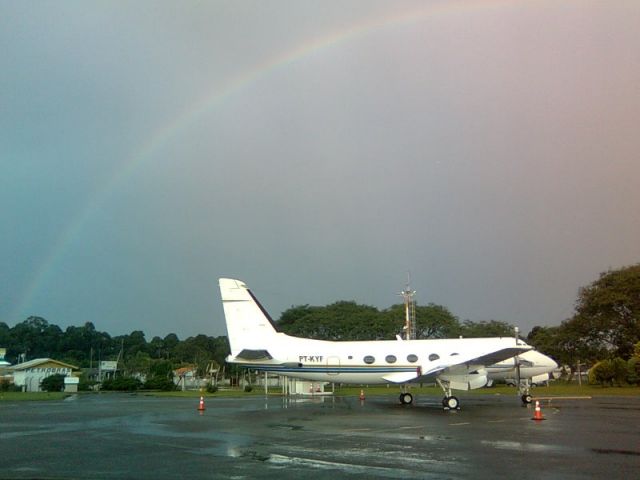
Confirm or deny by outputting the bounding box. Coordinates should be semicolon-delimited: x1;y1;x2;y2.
236;349;273;360
382;371;420;384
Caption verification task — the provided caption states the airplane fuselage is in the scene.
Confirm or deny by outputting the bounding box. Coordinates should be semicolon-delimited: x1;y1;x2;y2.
228;332;527;387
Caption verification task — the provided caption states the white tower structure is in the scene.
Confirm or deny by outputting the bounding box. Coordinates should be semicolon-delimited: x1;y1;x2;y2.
400;275;417;340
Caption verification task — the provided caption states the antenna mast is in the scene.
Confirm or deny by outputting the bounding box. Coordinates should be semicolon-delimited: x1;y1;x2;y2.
400;273;416;340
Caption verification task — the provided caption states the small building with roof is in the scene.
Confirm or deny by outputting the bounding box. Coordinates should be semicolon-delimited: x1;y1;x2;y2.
173;365;200;391
9;358;79;392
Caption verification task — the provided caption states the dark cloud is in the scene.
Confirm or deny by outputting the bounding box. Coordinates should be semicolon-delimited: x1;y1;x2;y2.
2;1;639;338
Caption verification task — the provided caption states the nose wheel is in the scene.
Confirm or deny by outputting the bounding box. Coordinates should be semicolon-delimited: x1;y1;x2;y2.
519;379;533;405
521;393;533;404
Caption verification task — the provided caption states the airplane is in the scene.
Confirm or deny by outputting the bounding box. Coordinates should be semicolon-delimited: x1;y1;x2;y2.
219;278;534;410
486;349;558;404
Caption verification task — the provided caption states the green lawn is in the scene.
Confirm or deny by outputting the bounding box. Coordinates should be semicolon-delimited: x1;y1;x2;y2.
335;383;640;397
148;383;640;398
0;391;69;401
2;383;638;401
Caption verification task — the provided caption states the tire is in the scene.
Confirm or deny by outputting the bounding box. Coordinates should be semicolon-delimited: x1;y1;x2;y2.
521;394;533;404
399;392;413;405
444;396;459;410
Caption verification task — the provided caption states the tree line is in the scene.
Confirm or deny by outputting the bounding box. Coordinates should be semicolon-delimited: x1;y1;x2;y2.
0;318;231;381
277;302;515;340
2;263;638;387
0;303;516;389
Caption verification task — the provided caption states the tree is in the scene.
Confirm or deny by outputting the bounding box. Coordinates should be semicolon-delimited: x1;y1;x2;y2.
278;302;383;340
527;326;560;357
588;358;628;386
0;322;11;357
459;319;514;338
125;351;152;376
10;316;53;359
569;264;640;358
101;376;142;391
416;304;461;338
149;359;174;378
117;330;147;358
41;373;66;392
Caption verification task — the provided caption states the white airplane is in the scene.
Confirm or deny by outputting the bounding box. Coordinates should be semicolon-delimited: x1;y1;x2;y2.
219;278;534;409
486;350;558;404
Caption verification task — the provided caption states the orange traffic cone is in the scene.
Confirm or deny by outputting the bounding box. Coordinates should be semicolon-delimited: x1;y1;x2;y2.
198;396;205;412
359;389;365;401
531;400;545;421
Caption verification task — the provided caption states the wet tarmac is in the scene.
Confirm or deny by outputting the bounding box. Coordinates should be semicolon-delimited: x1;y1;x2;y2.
1;392;638;479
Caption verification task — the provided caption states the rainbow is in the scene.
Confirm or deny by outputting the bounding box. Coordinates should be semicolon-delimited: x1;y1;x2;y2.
13;0;513;320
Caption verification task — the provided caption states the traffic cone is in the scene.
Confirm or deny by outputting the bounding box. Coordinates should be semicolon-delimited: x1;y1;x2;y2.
359;389;365;401
531;400;545;421
198;396;205;412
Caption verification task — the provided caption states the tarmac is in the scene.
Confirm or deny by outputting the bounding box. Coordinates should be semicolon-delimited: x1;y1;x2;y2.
1;392;638;479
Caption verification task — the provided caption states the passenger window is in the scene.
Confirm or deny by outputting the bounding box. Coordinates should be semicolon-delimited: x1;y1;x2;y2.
450;353;459;356
428;353;440;361
385;355;397;364
363;355;375;364
407;354;418;363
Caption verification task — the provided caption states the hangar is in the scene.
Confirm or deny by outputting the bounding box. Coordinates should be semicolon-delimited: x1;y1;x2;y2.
9;358;79;392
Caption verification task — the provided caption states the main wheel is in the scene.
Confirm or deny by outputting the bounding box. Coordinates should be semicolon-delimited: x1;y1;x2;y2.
399;392;413;405
443;396;459;410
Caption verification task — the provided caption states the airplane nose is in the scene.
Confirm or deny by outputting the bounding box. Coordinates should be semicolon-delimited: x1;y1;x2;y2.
535;351;557;369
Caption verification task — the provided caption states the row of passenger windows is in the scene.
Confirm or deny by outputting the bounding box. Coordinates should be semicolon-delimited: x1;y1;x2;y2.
361;353;446;364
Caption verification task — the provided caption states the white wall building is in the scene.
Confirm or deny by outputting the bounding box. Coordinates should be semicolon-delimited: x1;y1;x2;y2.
9;358;78;392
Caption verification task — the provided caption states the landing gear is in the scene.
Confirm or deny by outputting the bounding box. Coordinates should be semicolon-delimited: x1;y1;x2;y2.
518;379;533;405
399;392;413;405
436;379;461;410
442;395;459;410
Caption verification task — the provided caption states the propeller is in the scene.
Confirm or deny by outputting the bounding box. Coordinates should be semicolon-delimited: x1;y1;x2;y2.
514;327;522;391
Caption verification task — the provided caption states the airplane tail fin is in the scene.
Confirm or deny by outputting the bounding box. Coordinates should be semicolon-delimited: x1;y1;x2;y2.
218;278;279;355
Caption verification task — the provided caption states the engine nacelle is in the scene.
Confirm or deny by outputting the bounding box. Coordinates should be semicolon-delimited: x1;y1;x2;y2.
531;373;550;384
439;368;488;391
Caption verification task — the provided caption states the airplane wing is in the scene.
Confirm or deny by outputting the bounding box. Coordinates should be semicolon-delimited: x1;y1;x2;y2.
381;346;531;384
462;346;530;368
402;346;531;384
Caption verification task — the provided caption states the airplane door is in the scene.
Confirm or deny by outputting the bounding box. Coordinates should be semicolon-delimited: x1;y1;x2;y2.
327;356;340;375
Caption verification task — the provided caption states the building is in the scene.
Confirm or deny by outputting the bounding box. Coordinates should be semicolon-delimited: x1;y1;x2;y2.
9;358;79;392
0;348;11;387
173;365;205;390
